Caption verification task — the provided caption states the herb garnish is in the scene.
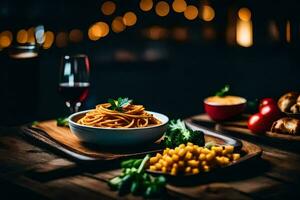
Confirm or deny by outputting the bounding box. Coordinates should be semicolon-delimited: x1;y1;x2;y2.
108;155;166;198
215;84;230;97
56;117;69;127
108;97;133;112
163;119;205;148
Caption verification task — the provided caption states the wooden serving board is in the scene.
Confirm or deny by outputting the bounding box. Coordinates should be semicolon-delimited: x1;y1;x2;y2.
20;120;248;162
190;114;300;142
21;120;164;161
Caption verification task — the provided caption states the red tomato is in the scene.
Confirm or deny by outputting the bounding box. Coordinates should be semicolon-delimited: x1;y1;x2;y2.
248;113;272;133
259;104;281;122
260;98;277;108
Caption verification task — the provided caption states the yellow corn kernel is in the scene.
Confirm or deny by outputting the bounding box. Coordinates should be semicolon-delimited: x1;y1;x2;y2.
178;148;186;157
149;165;156;171
225;145;234;153
156;153;162;159
172;154;179;162
201;161;207;166
185;166;192;174
161;160;168;167
187;142;193;146
201;148;211;154
172;163;178;169
187;160;199;168
215;156;223;165
212;146;223;155
222;149;229;155
161;166;167;173
232;153;240;161
192;168;200;174
185;151;193;160
206;151;216;161
163;148;170;155
178;160;185;168
170;167;177;175
155;163;162;170
168;149;175;156
179;144;185;148
197;147;203;154
222;157;230;165
165;156;173;165
149;157;158;164
199;153;206;161
203;165;210;172
186;145;193;152
174;147;180;154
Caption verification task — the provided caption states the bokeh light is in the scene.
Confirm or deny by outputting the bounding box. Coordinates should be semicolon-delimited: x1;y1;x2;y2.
27;27;36;44
155;1;170;17
88;24;101;41
17;29;28;44
0;31;13;48
139;0;153;12
201;5;215;22
123;12;137;26
101;1;116;16
69;29;83;43
238;8;251;21
112;17;126;33
172;0;187;13
56;32;68;48
43;31;55;49
184;5;198;20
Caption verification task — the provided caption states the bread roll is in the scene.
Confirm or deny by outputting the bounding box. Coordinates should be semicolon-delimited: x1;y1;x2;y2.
271;117;300;135
277;92;298;112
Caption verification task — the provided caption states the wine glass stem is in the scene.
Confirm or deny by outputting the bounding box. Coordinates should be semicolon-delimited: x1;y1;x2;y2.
66;102;81;114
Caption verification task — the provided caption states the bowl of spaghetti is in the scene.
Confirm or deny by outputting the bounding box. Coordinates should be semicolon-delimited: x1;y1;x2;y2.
68;98;169;146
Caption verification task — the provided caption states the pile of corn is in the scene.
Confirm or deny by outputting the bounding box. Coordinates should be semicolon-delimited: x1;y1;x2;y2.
148;142;241;175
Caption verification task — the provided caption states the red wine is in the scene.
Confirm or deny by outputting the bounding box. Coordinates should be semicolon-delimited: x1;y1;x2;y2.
58;82;90;103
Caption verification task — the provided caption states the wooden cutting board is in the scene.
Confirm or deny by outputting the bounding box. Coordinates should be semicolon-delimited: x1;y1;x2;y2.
190;114;300;142
21;120;164;161
20;119;258;162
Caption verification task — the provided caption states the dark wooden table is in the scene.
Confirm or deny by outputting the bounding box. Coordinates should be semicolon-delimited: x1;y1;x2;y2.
1;116;300;200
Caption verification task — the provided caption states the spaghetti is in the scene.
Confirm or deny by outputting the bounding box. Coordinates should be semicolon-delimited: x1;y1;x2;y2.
77;103;161;128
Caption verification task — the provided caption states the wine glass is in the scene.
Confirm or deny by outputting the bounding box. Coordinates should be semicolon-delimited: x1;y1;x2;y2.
58;54;90;113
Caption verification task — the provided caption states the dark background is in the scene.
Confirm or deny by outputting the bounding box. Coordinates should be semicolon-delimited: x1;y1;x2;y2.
0;0;299;125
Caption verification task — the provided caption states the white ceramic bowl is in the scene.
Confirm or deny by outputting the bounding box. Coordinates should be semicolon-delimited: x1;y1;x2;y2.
68;110;169;147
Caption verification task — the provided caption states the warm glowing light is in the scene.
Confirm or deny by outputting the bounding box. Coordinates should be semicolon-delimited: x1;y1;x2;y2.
201;5;215;21
286;20;291;43
88;22;110;40
69;29;83;43
112;17;126;33
56;32;68;48
146;26;168;40
123;12;137;26
238;8;251;21
43;31;54;49
17;29;28;44
97;22;110;37
0;31;13;48
155;1;170;17
172;27;188;41
202;26;216;40
27;27;36;44
139;0;153;12
184;5;198;20
101;1;116;16
236;20;253;47
172;0;187;13
269;21;280;41
88;24;101;41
